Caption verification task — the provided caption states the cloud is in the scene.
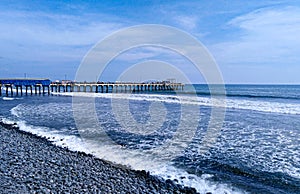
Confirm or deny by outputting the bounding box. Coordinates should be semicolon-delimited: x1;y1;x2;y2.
175;15;198;31
213;6;300;66
0;10;123;46
0;10;125;68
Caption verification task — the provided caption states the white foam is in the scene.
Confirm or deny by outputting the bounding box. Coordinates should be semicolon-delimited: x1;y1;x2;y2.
217;123;300;180
81;137;246;194
4;114;245;194
152;164;246;194
16;120;89;153
54;92;300;115
2;97;15;101
0;117;16;125
11;105;21;117
2;96;23;101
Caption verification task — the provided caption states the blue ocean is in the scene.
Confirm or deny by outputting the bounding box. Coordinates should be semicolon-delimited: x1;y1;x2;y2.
0;84;299;194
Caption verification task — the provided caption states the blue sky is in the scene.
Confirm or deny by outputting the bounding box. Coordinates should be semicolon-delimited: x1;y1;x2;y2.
0;0;299;83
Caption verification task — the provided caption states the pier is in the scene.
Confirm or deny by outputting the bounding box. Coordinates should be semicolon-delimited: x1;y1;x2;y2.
0;79;51;97
0;79;184;96
50;81;184;93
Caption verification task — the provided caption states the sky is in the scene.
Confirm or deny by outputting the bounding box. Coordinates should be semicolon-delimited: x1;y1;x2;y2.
0;0;300;84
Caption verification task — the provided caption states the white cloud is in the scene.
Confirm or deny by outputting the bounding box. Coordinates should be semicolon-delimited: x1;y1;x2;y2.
175;15;198;31
213;6;300;66
0;11;123;46
0;10;125;65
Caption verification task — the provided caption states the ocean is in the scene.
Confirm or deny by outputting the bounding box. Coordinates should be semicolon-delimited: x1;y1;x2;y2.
0;84;299;194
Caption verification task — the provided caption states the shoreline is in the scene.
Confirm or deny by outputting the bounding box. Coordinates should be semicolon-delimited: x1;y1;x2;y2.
0;121;199;194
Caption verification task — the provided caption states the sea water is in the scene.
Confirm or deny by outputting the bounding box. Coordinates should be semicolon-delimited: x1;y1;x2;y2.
0;84;299;194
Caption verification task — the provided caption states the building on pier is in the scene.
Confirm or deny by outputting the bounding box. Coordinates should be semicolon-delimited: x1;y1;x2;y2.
0;78;51;96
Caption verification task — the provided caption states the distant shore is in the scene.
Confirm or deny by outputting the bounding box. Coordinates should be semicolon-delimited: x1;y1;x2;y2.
0;121;198;194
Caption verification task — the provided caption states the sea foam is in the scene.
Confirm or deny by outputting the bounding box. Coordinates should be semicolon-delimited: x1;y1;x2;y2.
54;92;300;115
6;106;246;194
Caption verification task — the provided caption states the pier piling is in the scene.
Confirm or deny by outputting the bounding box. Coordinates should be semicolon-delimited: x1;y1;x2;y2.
0;79;184;96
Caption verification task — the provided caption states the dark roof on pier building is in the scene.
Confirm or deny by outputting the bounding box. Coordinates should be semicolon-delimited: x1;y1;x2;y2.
0;78;51;86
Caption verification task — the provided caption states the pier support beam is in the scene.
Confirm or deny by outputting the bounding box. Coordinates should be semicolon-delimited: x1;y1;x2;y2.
29;86;32;95
5;85;13;97
25;86;29;95
66;85;72;92
35;85;41;95
16;85;22;95
42;85;50;95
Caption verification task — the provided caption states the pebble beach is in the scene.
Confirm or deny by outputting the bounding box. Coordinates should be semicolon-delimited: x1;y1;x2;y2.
0;122;198;194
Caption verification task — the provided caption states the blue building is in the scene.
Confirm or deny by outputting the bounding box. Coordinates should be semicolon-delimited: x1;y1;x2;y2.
0;78;51;86
0;78;51;96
